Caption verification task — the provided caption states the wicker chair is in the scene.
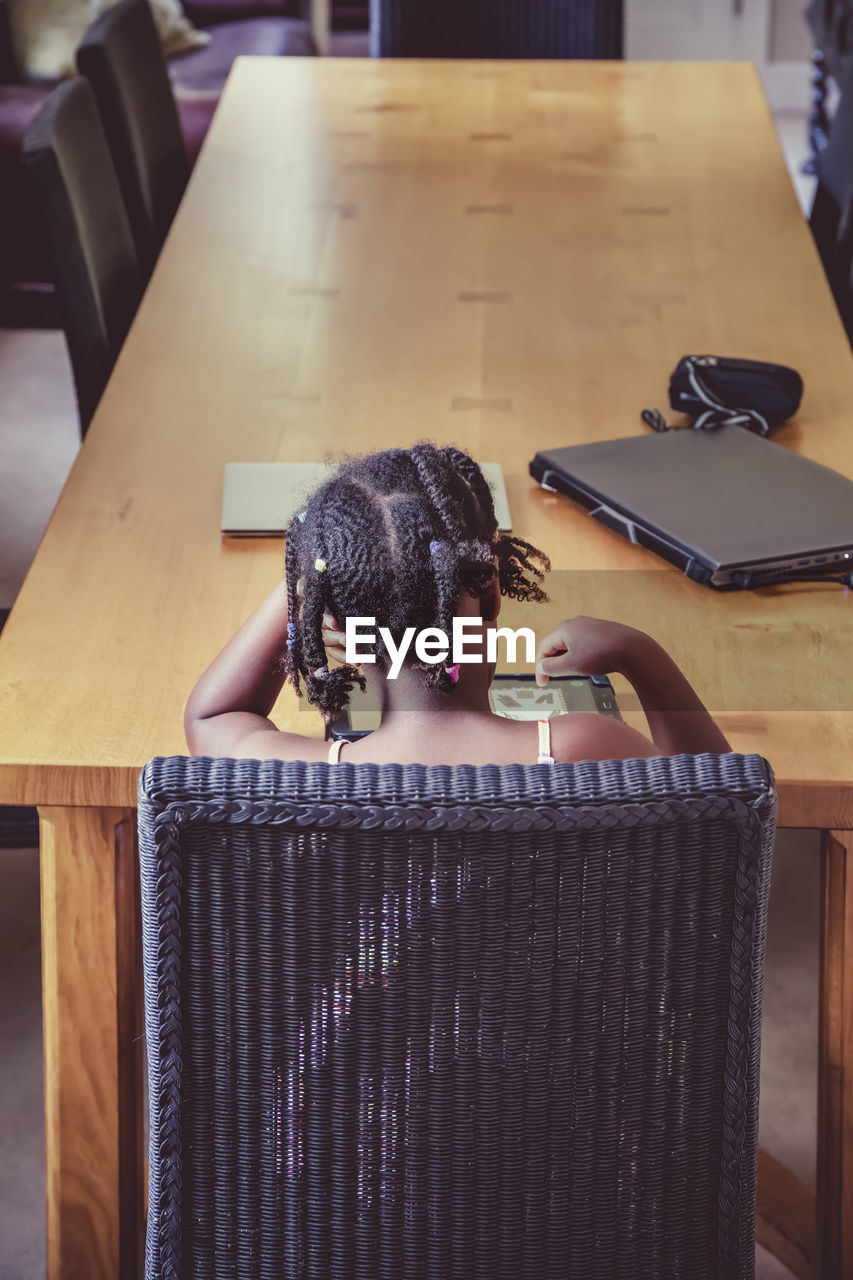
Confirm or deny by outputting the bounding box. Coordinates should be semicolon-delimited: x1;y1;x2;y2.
370;0;623;59
138;751;776;1280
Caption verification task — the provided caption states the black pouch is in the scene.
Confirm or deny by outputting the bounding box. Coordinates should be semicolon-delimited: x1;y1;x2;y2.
643;355;804;436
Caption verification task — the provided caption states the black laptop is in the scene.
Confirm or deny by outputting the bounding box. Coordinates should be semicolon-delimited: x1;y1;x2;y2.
530;426;853;588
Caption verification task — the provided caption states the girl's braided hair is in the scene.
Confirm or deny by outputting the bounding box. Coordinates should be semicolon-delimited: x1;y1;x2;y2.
283;443;550;720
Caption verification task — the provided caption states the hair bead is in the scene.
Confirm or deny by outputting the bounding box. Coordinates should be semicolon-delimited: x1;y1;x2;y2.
286;621;297;649
313;665;330;680
314;558;327;573
445;663;460;684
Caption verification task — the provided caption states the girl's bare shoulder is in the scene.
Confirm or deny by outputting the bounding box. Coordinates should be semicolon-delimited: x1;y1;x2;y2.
549;712;660;763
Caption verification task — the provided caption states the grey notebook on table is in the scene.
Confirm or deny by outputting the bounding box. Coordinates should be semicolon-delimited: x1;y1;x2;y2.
530;425;853;588
222;461;513;536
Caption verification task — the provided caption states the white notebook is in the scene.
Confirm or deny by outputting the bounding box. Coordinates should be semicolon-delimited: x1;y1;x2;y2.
222;461;513;536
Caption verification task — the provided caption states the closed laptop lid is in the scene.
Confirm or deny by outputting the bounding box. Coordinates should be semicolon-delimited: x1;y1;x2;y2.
534;427;853;570
222;461;513;535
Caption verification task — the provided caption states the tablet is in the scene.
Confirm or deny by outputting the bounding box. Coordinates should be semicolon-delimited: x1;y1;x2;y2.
327;673;620;741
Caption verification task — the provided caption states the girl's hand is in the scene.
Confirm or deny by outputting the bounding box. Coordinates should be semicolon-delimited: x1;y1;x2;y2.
322;613;350;666
535;616;650;686
536;616;731;756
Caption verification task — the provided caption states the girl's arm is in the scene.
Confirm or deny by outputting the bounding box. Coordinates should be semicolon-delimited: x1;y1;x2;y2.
536;616;731;757
184;582;291;756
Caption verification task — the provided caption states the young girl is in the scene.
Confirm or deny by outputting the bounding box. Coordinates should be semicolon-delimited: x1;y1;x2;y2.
186;444;730;764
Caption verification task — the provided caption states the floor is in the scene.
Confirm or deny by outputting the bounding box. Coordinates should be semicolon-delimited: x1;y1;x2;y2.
0;62;821;1280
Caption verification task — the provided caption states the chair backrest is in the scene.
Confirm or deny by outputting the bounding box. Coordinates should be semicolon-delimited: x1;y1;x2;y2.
22;78;142;435
371;0;623;59
810;56;853;317
77;0;189;274
0;0;19;82
138;752;775;1280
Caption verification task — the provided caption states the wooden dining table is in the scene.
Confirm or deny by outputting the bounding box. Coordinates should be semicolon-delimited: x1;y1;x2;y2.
1;55;852;1279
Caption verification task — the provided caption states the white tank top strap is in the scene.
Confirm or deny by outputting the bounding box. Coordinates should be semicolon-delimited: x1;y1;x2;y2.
537;718;555;765
328;737;347;763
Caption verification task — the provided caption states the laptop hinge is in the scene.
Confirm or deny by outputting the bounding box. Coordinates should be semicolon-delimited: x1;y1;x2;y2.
588;502;640;545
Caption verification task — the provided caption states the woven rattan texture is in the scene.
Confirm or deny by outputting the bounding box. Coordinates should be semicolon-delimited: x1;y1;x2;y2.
373;0;623;59
138;754;776;1280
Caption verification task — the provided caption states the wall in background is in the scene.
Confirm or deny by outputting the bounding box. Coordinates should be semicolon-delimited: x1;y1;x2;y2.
625;0;811;110
770;0;811;61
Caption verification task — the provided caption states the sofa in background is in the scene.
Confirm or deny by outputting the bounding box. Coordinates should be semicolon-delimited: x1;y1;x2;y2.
0;0;314;326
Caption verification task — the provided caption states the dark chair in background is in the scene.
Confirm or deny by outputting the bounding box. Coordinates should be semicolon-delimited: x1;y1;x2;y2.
805;0;846;168
22;79;142;435
139;751;775;1279
77;0;189;275
0;0;59;326
371;0;623;59
183;0;312;28
0;0;313;327
809;57;853;330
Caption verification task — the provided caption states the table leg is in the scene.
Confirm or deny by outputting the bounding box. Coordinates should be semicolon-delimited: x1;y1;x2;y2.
756;1148;816;1279
818;830;853;1279
39;806;143;1280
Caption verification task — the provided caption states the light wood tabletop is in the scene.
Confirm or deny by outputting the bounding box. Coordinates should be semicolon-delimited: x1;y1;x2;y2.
1;57;851;1278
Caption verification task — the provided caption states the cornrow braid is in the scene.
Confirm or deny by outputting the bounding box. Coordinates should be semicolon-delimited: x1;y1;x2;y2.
281;442;549;720
428;536;500;693
409;444;466;541
282;514;305;689
442;446;498;537
495;534;550;602
302;522;365;718
383;491;439;641
301;533;331;688
425;539;460;694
